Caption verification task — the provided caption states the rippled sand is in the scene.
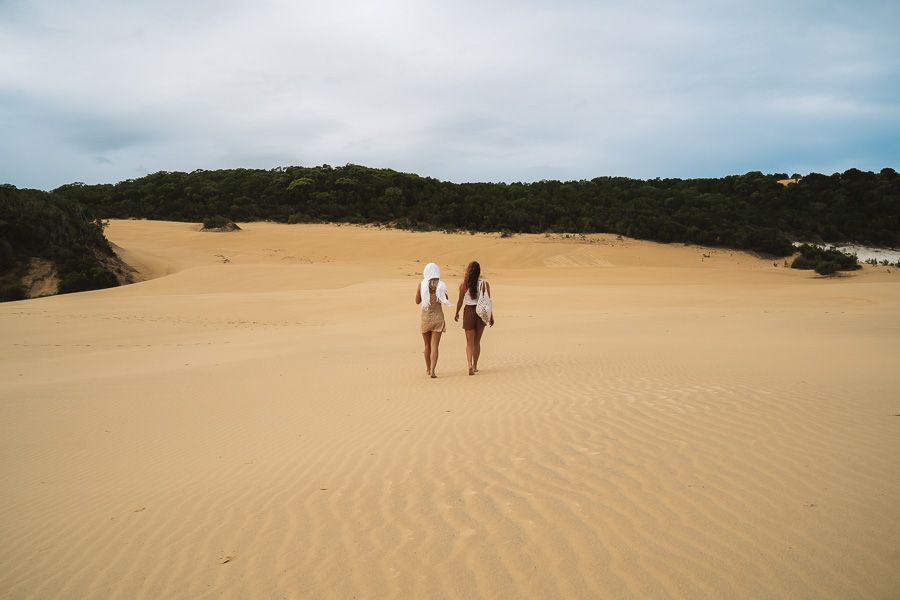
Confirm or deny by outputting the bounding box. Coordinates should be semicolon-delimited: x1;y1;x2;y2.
1;221;898;599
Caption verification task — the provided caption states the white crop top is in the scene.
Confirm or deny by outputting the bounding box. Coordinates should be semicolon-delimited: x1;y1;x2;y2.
463;279;485;305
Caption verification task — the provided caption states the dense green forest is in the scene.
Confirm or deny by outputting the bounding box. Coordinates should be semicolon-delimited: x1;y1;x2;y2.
0;185;120;301
3;165;896;301
54;165;899;257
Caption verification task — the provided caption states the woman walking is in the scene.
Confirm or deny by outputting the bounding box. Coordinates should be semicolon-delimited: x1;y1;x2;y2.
416;262;450;378
454;261;495;375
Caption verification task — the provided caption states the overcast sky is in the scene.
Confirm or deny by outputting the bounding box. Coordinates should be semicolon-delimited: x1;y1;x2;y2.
2;0;898;190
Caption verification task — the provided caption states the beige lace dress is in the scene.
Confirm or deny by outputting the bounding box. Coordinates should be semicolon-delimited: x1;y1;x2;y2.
420;283;446;333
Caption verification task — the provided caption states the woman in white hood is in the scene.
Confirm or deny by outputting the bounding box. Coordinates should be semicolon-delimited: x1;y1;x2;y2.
416;262;450;378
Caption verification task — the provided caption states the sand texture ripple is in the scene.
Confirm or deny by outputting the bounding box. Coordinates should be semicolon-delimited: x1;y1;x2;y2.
1;221;899;599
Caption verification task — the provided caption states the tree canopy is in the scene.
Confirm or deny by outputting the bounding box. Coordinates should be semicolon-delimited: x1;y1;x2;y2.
52;165;900;257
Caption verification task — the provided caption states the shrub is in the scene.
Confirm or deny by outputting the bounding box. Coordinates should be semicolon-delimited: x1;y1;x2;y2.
814;261;841;276
791;244;861;276
58;272;90;293
202;215;230;229
0;283;26;301
790;255;817;270
58;267;118;294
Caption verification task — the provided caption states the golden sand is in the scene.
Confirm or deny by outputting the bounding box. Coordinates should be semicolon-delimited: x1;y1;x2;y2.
1;220;898;599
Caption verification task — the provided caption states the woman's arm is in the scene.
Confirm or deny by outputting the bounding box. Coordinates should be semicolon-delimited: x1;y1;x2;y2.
454;283;465;321
486;281;495;326
415;284;422;305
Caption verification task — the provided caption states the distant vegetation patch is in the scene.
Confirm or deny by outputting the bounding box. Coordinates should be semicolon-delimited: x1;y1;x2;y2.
201;216;241;231
791;244;862;276
0;185;125;302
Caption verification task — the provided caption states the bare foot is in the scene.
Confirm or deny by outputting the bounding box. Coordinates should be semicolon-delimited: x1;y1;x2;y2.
468;367;474;376
430;373;437;379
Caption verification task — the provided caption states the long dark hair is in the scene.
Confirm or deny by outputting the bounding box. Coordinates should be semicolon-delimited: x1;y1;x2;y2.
464;261;481;299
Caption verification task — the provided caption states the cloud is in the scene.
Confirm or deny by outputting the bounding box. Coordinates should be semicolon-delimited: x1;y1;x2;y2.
1;0;898;189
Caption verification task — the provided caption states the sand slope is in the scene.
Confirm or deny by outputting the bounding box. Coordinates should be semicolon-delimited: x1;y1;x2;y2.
1;221;899;599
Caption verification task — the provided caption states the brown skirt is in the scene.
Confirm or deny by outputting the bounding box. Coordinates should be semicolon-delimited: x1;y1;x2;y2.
462;305;486;332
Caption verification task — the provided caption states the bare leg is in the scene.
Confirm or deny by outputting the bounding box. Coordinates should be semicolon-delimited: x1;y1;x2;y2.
465;329;476;375
429;331;443;377
422;332;432;374
473;325;485;372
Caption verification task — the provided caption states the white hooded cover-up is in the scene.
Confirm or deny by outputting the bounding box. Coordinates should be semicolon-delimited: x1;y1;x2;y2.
420;262;450;310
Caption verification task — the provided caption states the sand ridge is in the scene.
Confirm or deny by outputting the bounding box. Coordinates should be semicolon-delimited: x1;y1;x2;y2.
1;221;898;599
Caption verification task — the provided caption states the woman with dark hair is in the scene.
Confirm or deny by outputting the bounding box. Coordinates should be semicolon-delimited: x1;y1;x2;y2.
454;261;495;375
416;262;449;378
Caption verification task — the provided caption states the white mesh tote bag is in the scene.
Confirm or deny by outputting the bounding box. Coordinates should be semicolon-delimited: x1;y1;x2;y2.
475;280;492;324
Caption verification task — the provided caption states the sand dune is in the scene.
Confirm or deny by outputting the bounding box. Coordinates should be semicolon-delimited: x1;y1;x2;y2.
1;221;899;599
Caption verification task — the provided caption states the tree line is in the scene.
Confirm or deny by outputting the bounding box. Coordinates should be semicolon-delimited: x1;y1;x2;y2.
53;165;899;257
4;165;897;300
